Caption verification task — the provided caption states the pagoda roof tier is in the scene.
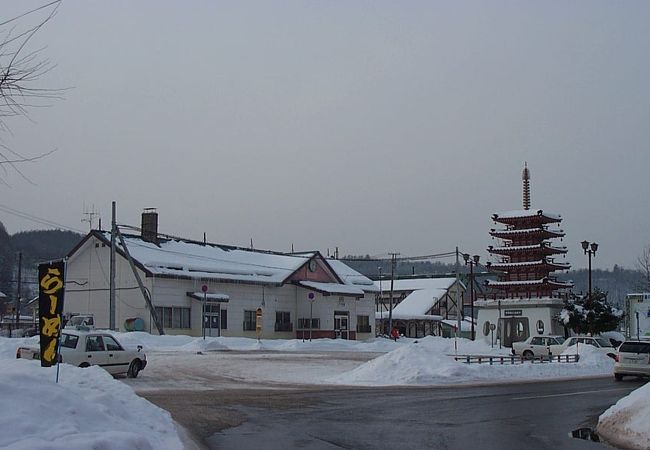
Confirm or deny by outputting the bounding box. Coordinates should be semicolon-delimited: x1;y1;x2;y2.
492;209;561;225
489;227;565;240
488;243;568;256
486;278;574;289
487;259;571;271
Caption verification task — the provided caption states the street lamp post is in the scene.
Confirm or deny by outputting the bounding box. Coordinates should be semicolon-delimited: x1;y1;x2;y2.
581;240;598;308
463;253;480;341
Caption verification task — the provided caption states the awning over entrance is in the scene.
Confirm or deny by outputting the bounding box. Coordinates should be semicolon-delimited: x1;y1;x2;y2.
186;292;230;302
295;281;365;298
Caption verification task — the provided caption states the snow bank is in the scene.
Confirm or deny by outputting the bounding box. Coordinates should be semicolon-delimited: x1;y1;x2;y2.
329;336;614;386
0;338;183;450
597;382;650;450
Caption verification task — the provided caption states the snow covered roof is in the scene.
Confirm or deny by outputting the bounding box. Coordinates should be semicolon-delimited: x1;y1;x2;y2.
374;277;461;293
326;259;378;291
295;281;365;297
83;231;370;288
489;227;564;238
488;243;568;254
187;292;230;301
488;259;571;270
487;278;573;288
493;209;561;221
392;288;448;316
441;319;474;332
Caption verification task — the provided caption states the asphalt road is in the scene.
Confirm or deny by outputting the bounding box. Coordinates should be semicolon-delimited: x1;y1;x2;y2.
141;377;646;450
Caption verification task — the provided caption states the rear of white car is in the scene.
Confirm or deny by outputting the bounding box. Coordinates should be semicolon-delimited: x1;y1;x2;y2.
614;340;650;381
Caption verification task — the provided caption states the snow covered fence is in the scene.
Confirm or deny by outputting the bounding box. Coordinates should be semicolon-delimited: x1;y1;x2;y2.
452;354;580;365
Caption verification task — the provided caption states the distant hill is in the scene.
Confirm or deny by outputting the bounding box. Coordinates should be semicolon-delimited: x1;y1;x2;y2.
0;223;83;310
341;255;646;308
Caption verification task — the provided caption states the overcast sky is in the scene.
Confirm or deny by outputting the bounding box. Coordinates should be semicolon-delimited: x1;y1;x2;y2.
2;1;649;271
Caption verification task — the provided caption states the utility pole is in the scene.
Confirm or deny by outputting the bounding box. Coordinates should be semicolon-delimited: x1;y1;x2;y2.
388;253;399;334
455;247;461;338
14;252;22;330
109;201;116;330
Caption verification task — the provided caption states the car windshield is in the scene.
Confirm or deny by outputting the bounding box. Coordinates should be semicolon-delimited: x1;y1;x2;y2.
60;333;79;349
554;337;566;344
595;337;612;347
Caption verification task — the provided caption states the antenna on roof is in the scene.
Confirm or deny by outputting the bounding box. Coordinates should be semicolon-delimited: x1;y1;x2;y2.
291;243;294;252
522;162;531;210
203;232;206;245
81;204;99;230
250;238;254;249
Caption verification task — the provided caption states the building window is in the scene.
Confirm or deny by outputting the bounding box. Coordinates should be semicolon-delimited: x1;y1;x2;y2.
243;310;256;331
155;306;191;329
357;315;371;333
298;318;320;329
275;311;292;332
483;321;491;336
221;309;228;330
536;320;544;334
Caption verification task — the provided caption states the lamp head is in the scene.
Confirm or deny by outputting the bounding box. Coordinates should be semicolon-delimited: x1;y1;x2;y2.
590;242;598;253
473;254;480;264
581;240;589;253
462;253;470;263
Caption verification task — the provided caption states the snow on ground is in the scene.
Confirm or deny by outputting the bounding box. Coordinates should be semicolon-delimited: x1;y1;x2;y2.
0;358;183;450
597;381;650;450
2;332;648;449
329;336;614;386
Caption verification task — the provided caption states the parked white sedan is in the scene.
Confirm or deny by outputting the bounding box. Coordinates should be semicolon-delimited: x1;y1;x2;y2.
511;335;566;359
17;329;147;378
562;336;617;359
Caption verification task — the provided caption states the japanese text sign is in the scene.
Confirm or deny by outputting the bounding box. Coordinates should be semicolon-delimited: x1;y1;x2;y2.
38;261;65;367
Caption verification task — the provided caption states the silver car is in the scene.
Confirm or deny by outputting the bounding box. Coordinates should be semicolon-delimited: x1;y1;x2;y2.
614;340;650;381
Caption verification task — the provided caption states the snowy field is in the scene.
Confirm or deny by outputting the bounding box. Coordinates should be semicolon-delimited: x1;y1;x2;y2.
1;333;648;449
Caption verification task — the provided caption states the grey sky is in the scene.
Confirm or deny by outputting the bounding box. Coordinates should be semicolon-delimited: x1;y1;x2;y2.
2;1;650;270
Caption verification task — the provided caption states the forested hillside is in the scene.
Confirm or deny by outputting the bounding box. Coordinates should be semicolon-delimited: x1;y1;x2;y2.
342;255;646;307
0;223;82;309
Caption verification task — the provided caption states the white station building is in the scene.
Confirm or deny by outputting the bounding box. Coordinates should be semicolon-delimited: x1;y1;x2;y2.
62;210;377;340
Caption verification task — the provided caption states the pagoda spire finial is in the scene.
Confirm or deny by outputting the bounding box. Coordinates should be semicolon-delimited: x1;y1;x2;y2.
522;162;531;210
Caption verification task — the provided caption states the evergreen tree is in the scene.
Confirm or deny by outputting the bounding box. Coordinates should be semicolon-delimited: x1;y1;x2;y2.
560;288;623;335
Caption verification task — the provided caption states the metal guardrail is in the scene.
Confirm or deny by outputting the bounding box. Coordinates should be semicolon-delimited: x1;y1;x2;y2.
452;354;580;365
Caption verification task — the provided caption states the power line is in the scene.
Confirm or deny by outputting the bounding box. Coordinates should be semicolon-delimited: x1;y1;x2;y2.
0;203;84;233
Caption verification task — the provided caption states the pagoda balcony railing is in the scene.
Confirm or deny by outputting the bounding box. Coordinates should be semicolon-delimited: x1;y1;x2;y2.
476;292;571;301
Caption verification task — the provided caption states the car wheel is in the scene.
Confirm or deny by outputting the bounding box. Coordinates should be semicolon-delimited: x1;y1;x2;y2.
79;362;90;368
522;350;534;361
127;359;141;378
614;373;623;381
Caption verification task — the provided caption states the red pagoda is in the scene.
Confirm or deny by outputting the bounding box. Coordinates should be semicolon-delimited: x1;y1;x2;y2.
485;164;573;299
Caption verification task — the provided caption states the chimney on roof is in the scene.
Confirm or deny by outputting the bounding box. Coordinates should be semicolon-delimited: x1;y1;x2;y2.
141;208;158;243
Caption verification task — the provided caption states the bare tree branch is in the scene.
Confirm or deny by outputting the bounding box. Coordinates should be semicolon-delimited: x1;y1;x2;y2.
0;1;63;182
636;245;650;291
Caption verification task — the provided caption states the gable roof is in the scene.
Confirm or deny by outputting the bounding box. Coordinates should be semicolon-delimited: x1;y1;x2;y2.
374;277;463;293
68;231;373;289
